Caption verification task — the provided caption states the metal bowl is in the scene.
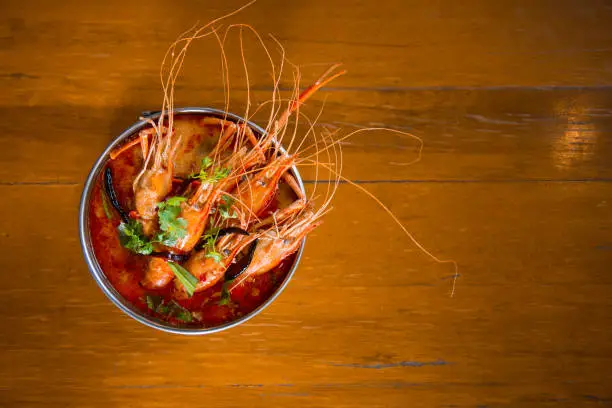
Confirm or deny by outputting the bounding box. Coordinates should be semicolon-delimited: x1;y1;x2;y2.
79;107;306;335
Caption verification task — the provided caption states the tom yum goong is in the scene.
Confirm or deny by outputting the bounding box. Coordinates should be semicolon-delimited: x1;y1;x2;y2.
88;69;345;328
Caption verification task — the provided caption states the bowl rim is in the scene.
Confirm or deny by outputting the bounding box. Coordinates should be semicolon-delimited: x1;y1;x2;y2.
79;107;307;335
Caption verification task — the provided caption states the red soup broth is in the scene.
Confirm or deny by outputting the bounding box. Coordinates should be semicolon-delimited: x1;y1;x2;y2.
88;114;299;328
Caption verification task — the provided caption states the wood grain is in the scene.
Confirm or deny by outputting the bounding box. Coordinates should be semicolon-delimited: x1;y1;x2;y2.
1;1;612;407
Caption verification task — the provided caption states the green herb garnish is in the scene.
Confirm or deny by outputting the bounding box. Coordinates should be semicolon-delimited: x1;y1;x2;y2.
118;220;154;255
154;196;188;246
100;189;113;220
202;227;220;243
194;195;235;263
167;262;198;297
212;167;231;180
201;232;223;263
117;196;187;254
156;302;171;315
218;279;234;306
205;251;223;263
145;294;163;311
162;196;188;207
171;301;193;323
190;158;212;180
144;295;192;322
199;157;213;173
217;194;237;219
198;227;224;262
190;157;231;185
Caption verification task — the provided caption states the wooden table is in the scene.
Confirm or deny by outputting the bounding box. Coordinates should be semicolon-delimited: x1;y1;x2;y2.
2;1;611;406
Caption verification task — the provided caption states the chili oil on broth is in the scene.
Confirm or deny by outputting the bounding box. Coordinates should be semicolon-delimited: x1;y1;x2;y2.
88;113;298;328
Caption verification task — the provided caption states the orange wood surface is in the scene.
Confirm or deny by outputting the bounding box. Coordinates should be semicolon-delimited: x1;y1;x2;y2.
1;1;612;407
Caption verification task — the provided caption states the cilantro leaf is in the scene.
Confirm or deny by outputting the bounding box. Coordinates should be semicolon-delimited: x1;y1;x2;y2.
155;196;188;246
213;167;231;180
145;296;193;323
190;157;232;185
202;227;220;242
201;229;224;263
200;157;213;170
161;196;187;207
145;295;163;311
170;301;193;323
205;251;223;263
217;194;237;219
167;262;198;297
118;220;153;255
157;302;171;315
221;194;234;206
218;279;234;306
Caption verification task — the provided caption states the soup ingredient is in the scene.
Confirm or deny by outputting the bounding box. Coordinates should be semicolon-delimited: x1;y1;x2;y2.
155;196;188;246
179;232;258;296
141;257;174;289
118;220;154;255
167;262;198;296
104;168;129;223
145;295;193;323
87;7;459;332
100;190;113;220
218;279;234;306
229;199;320;291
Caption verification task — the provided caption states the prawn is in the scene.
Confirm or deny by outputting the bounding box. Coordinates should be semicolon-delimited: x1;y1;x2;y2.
134;11;458;301
179;197;309;296
164;64;345;253
179;232;258;296
228;199;321;292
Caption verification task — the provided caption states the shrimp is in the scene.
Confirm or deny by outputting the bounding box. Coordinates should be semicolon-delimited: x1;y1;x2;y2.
225;114;344;292
164;64;344;253
232;154;297;223
167;134;271;254
115;1;461;320
179;233;258;296
112;18;260;236
228;199;321;292
209;155;304;243
108;122;178;237
141;257;174;289
133;163;175;236
138;122;271;285
179;198;309;296
159;63;344;290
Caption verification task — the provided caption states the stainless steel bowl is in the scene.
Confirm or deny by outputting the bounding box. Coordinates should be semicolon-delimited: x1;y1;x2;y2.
79;107;306;335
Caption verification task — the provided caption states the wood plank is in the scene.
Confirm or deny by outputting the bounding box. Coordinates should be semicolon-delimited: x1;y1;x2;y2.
3;0;612;109
3;383;612;408
3;0;612;406
2;88;612;184
1;182;611;406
